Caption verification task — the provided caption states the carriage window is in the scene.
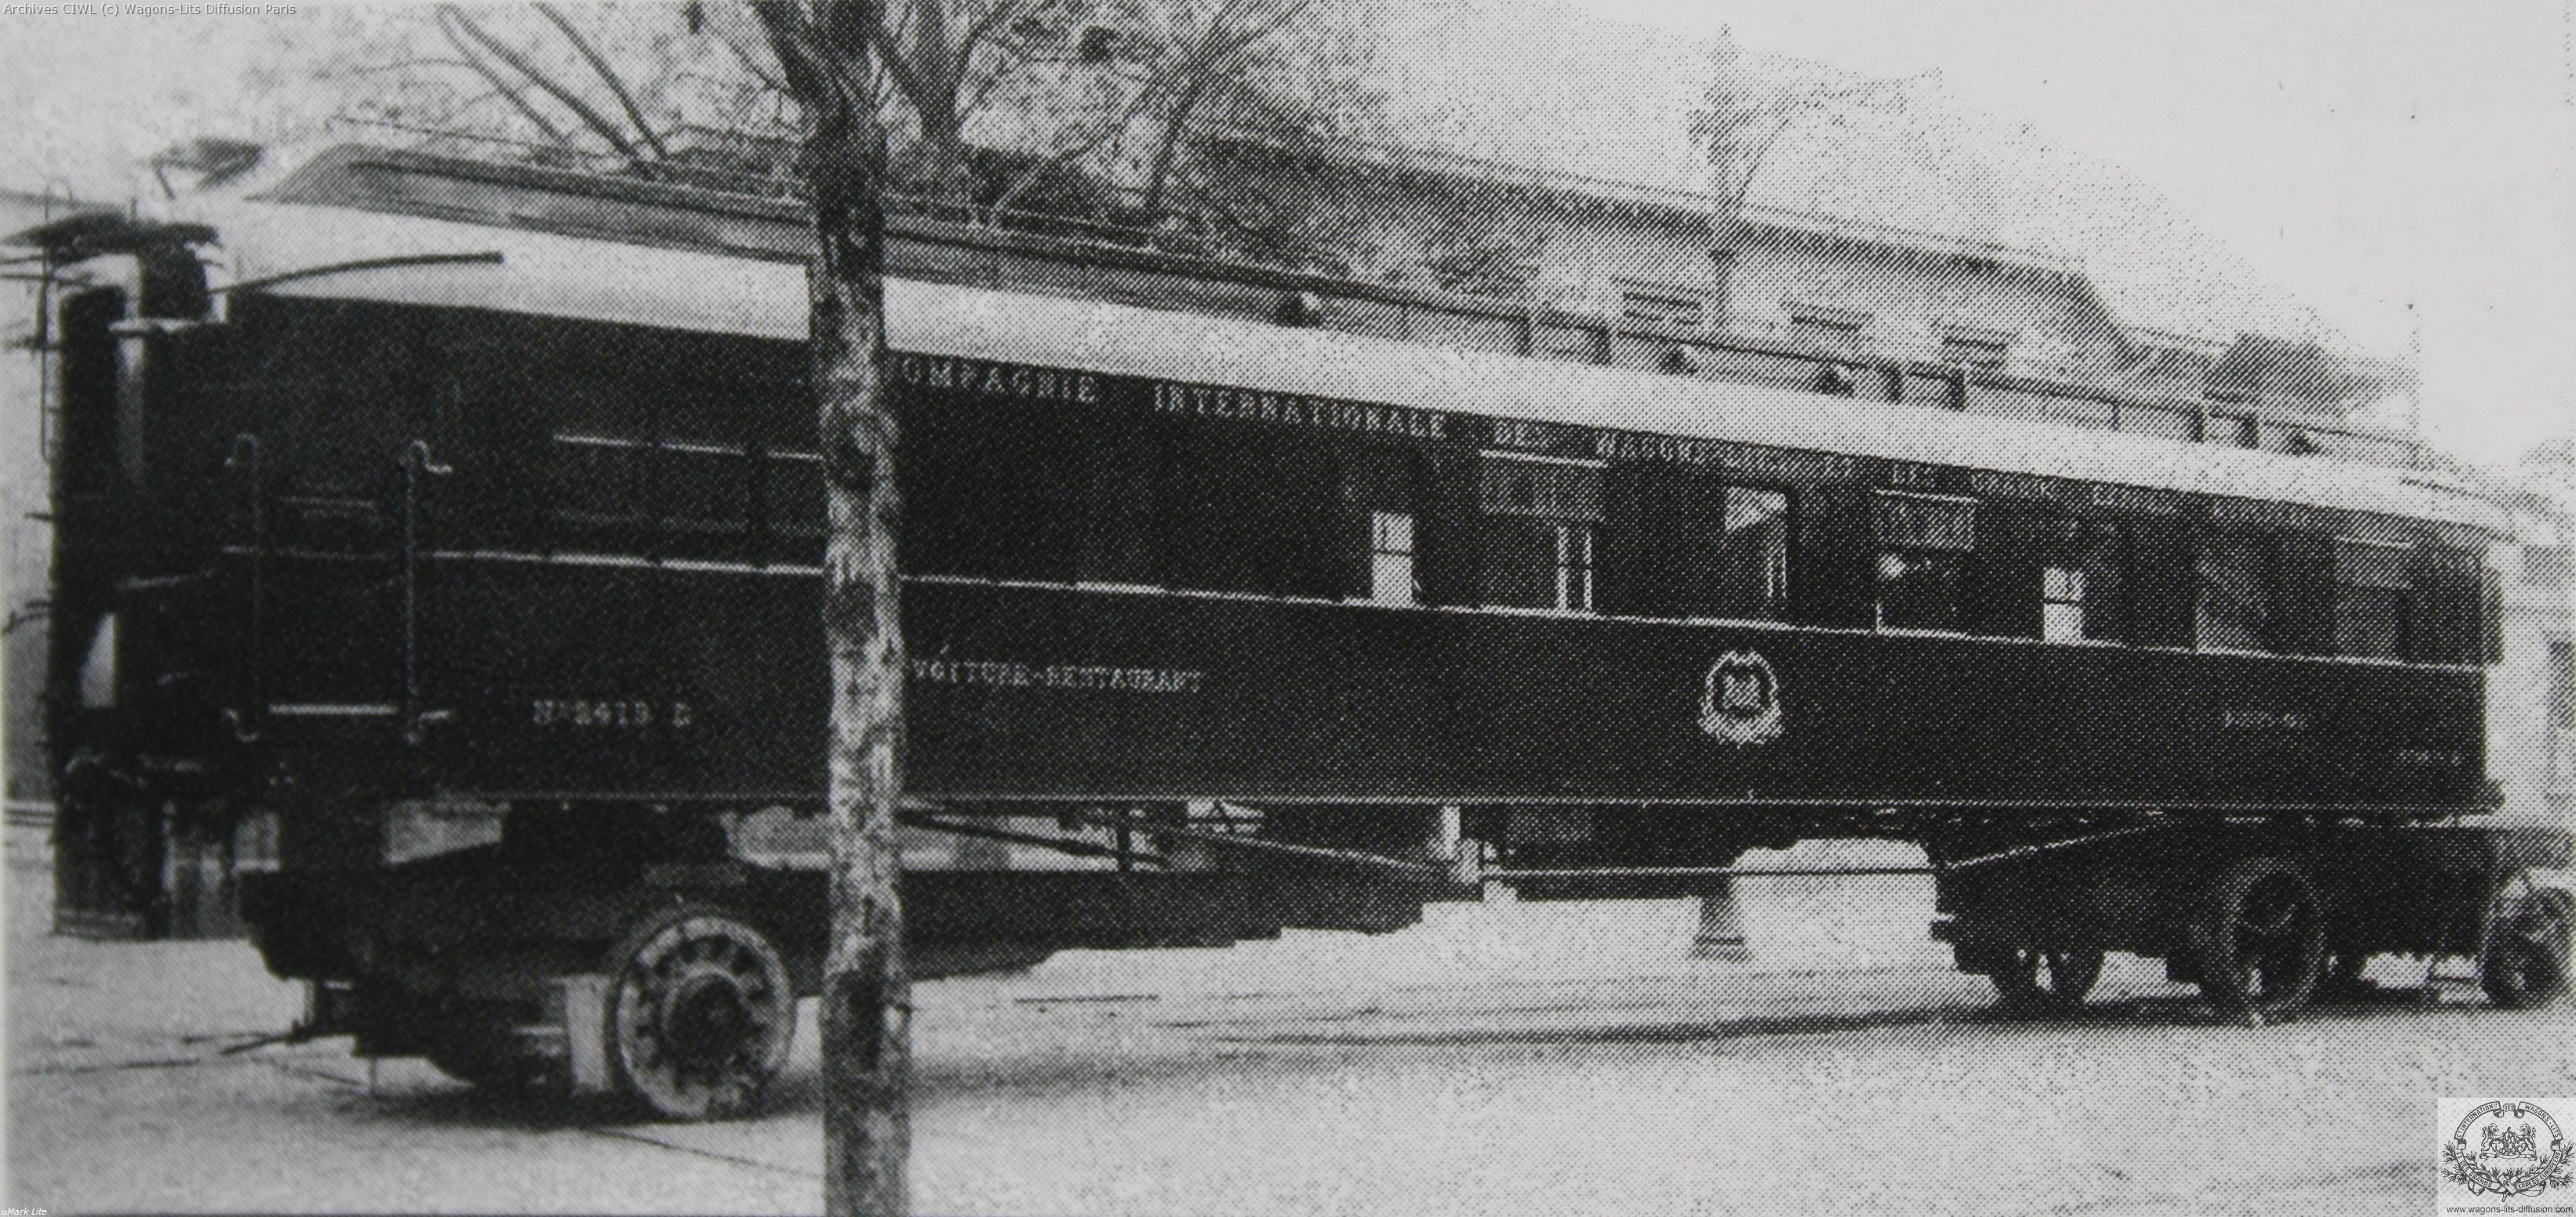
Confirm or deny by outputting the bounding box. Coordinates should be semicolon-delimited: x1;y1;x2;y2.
553;431;646;524
1612;474;1790;621
1480;455;1603;612
1874;492;1975;631
656;441;753;533
761;450;824;536
2196;532;2276;652
1556;522;1596;611
1341;445;1420;605
552;430;755;552
2406;547;2485;666
2334;539;2413;659
1483;516;1599;611
1164;426;1343;599
1718;488;1792;619
906;399;1094;583
1480;455;1602;519
2043;518;2127;643
1367;511;1417;606
2042;567;2088;642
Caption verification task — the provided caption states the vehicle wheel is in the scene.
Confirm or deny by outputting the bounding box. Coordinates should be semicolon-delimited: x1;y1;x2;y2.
605;904;796;1121
2483;885;2573;1010
2191;857;2325;1019
1989;946;2104;1012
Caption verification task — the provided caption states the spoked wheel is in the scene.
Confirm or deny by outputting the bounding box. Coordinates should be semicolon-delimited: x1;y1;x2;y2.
1990;946;2105;1012
2192;858;2326;1019
606;905;796;1121
2482;881;2573;1010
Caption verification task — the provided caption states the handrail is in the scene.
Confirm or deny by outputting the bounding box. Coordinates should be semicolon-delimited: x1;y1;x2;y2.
398;441;453;747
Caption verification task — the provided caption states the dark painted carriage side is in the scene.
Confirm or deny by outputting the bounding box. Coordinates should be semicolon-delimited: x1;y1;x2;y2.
104;289;2490;819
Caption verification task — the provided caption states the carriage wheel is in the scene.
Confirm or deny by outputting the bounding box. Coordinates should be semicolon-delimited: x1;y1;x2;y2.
2482;883;2573;1010
2192;857;2325;1018
1989;946;2105;1012
606;905;796;1121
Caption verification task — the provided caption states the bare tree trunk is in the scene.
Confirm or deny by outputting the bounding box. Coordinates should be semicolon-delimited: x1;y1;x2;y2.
1139;76;1212;219
811;96;909;1217
919;108;971;210
755;3;909;1214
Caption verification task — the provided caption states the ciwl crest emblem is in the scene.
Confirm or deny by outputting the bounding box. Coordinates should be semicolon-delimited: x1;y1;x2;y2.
1698;649;1783;746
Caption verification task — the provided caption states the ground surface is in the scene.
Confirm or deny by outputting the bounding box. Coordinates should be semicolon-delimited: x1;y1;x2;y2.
9;826;2574;1216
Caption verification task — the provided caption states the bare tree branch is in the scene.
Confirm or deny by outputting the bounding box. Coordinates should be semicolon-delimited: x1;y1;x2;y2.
864;20;931;125
434;7;577;151
438;4;650;166
1133;0;1321;216
533;1;671;161
1202;0;1315;64
714;15;789;96
988;67;1173;214
1694;33;1928;220
754;2;838;118
324;56;482;80
952;0;1044;75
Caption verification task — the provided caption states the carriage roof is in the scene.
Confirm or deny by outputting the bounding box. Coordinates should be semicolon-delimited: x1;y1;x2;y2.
190;194;2509;536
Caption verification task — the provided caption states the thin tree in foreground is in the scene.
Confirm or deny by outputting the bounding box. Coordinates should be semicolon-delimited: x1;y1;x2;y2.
735;2;1372;1209
749;3;909;1214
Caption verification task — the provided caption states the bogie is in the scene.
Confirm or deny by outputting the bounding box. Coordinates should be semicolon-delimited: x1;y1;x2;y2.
1935;826;2569;1021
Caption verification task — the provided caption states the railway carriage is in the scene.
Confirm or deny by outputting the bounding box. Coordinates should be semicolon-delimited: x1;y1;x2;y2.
23;143;2571;1120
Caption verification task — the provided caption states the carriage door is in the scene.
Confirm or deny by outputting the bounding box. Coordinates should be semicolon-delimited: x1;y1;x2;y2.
246;298;443;749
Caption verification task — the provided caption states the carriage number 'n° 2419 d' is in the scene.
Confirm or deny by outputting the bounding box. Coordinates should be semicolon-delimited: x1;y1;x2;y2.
529;699;695;729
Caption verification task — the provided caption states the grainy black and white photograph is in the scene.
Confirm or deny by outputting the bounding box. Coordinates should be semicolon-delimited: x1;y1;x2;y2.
2;2;2573;1213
